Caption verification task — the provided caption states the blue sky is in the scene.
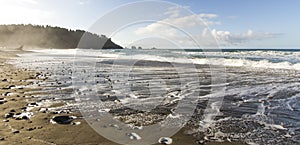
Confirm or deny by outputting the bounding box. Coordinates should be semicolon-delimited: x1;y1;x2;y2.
0;0;299;48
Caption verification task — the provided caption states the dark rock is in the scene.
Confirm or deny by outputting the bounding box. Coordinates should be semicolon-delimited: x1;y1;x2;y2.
12;130;20;134
27;127;35;131
158;137;173;144
0;98;6;104
22;116;29;120
4;113;14;118
28;102;38;107
3;92;10;96
51;116;74;124
0;137;4;141
20;107;27;110
8;85;16;89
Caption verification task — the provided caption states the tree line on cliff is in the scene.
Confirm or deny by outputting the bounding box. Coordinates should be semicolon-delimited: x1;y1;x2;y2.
0;24;122;49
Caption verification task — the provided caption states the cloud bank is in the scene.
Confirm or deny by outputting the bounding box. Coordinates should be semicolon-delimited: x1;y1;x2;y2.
133;6;281;47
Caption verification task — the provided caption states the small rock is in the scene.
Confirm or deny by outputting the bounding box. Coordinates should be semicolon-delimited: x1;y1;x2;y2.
39;108;48;113
158;137;173;144
20;107;27;110
0;137;4;141
4;113;14;118
2;79;7;82
3;92;10;96
3;119;9;122
198;140;205;145
72;122;81;125
127;132;142;140
284;134;292;138
22;116;29;120
27;127;35;131
12;130;20;134
7;85;16;89
0;98;7;104
28;102;38;107
13;112;33;120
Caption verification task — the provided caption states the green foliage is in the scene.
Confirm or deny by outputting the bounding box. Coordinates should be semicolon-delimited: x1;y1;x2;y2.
0;24;122;49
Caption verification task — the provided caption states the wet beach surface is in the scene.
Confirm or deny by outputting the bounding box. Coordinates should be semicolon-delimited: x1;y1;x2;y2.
2;48;300;144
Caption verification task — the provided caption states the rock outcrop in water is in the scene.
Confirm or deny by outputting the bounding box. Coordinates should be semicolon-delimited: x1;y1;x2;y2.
0;24;123;49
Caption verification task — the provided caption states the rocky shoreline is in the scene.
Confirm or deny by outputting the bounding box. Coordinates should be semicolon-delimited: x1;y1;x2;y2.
0;48;246;145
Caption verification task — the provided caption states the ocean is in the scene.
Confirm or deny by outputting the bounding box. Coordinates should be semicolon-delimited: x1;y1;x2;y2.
10;48;300;144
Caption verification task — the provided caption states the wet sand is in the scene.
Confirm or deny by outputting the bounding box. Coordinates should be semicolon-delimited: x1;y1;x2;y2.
0;48;244;145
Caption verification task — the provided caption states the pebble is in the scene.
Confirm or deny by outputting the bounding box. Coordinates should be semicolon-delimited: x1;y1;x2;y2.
4;113;14;118
0;137;4;141
158;137;173;144
198;140;205;145
7;85;16;89
127;132;142;140
13;112;33;120
3;119;9;122
27;127;35;131
72;122;81;125
284;134;292;138
39;108;48;113
0;98;7;104
12;130;20;134
28;102;38;107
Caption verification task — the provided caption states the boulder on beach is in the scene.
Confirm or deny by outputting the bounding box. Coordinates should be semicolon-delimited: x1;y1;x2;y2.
158;137;173;144
50;116;75;124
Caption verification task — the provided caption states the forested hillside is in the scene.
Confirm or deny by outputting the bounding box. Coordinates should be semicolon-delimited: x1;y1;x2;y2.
0;24;122;49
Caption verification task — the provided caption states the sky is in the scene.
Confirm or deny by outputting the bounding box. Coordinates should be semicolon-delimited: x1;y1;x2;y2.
0;0;299;48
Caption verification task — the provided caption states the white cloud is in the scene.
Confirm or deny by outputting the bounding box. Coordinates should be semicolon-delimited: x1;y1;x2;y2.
164;6;190;18
197;28;282;46
134;13;220;37
133;6;281;47
78;0;89;5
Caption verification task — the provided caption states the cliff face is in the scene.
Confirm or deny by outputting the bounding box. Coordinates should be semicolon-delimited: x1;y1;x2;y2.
0;24;123;49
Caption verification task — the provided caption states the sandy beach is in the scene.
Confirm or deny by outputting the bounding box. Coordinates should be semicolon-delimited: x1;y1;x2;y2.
0;48;119;145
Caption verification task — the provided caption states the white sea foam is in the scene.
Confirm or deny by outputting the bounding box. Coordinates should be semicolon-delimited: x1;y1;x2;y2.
10;49;300;71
